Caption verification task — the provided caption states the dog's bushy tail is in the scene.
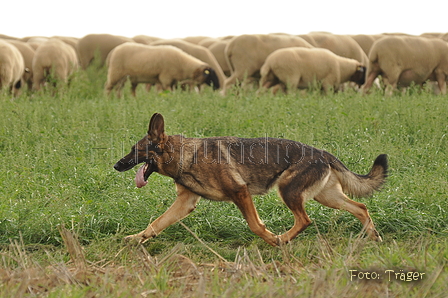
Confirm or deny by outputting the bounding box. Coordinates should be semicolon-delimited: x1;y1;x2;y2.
331;154;388;198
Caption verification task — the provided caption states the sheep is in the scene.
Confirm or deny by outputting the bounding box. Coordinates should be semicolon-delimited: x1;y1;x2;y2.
77;34;132;69
208;39;231;76
150;39;226;89
197;37;221;48
307;32;369;65
52;36;79;51
182;36;210;44
0;39;25;96
22;36;49;50
221;34;313;95
349;34;384;56
105;43;220;97
259;47;366;94
132;35;162;45
0;34;19;40
362;36;448;95
32;38;79;91
6;40;35;90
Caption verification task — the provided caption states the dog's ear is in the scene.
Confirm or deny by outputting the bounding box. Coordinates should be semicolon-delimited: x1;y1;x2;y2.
148;113;168;148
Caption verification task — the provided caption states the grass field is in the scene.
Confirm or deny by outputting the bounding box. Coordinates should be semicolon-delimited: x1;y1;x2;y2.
1;68;447;297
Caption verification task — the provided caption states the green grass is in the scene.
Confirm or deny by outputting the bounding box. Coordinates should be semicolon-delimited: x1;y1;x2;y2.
0;70;447;296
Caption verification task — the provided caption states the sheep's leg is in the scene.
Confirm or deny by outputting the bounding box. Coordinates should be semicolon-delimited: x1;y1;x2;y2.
130;82;138;97
362;70;379;94
435;72;447;95
221;73;239;95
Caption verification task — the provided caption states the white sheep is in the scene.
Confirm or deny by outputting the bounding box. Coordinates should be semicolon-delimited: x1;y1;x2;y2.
32;38;79;91
222;34;313;95
0;39;25;96
208;39;231;77
306;33;369;65
105;42;220;97
6;40;35;90
77;34;133;69
150;39;226;89
259;47;366;94
132;35;162;45
362;36;448;95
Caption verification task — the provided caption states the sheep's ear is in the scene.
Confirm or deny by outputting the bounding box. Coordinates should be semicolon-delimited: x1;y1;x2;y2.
148;113;167;146
204;69;210;75
357;65;366;73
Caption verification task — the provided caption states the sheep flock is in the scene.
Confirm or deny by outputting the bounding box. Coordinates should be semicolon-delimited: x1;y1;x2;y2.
1;31;448;97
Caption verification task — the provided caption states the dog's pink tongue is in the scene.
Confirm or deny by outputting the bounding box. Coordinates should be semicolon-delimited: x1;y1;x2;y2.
135;164;148;188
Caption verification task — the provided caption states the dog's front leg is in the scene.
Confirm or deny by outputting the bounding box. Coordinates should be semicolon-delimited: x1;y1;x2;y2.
232;187;280;247
125;183;200;243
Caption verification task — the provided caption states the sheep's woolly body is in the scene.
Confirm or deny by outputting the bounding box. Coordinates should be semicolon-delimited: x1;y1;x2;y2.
221;34;313;94
106;43;219;97
0;39;25;96
363;36;448;95
32;38;79;90
260;47;365;93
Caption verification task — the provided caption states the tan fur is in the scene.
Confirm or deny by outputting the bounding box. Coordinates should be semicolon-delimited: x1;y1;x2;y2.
76;34;133;69
6;40;35;90
32;38;79;91
0;39;25;96
362;36;448;95
221;34;313;95
105;43;218;97
150;39;226;89
259;47;365;93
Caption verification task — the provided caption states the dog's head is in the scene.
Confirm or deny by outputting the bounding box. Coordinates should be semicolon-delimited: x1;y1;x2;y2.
114;113;169;187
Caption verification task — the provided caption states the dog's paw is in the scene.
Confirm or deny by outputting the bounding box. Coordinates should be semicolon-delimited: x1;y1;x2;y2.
123;234;144;244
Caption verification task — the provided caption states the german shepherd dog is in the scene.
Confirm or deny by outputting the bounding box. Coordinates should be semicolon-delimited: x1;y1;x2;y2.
114;113;388;246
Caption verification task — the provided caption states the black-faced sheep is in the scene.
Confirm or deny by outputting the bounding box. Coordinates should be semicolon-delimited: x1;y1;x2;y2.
32;38;79;91
0;39;25;96
222;34;313;95
150;39;226;89
77;34;133;69
105;43;220;97
362;36;448;95
259;47;366;94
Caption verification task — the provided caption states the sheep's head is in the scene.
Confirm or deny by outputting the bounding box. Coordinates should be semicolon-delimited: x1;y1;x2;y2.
194;67;220;90
350;65;366;86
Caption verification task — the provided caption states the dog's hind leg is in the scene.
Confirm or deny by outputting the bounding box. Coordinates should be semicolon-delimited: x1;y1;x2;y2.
231;186;280;247
124;183;200;243
275;168;332;244
314;174;382;241
276;189;312;245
